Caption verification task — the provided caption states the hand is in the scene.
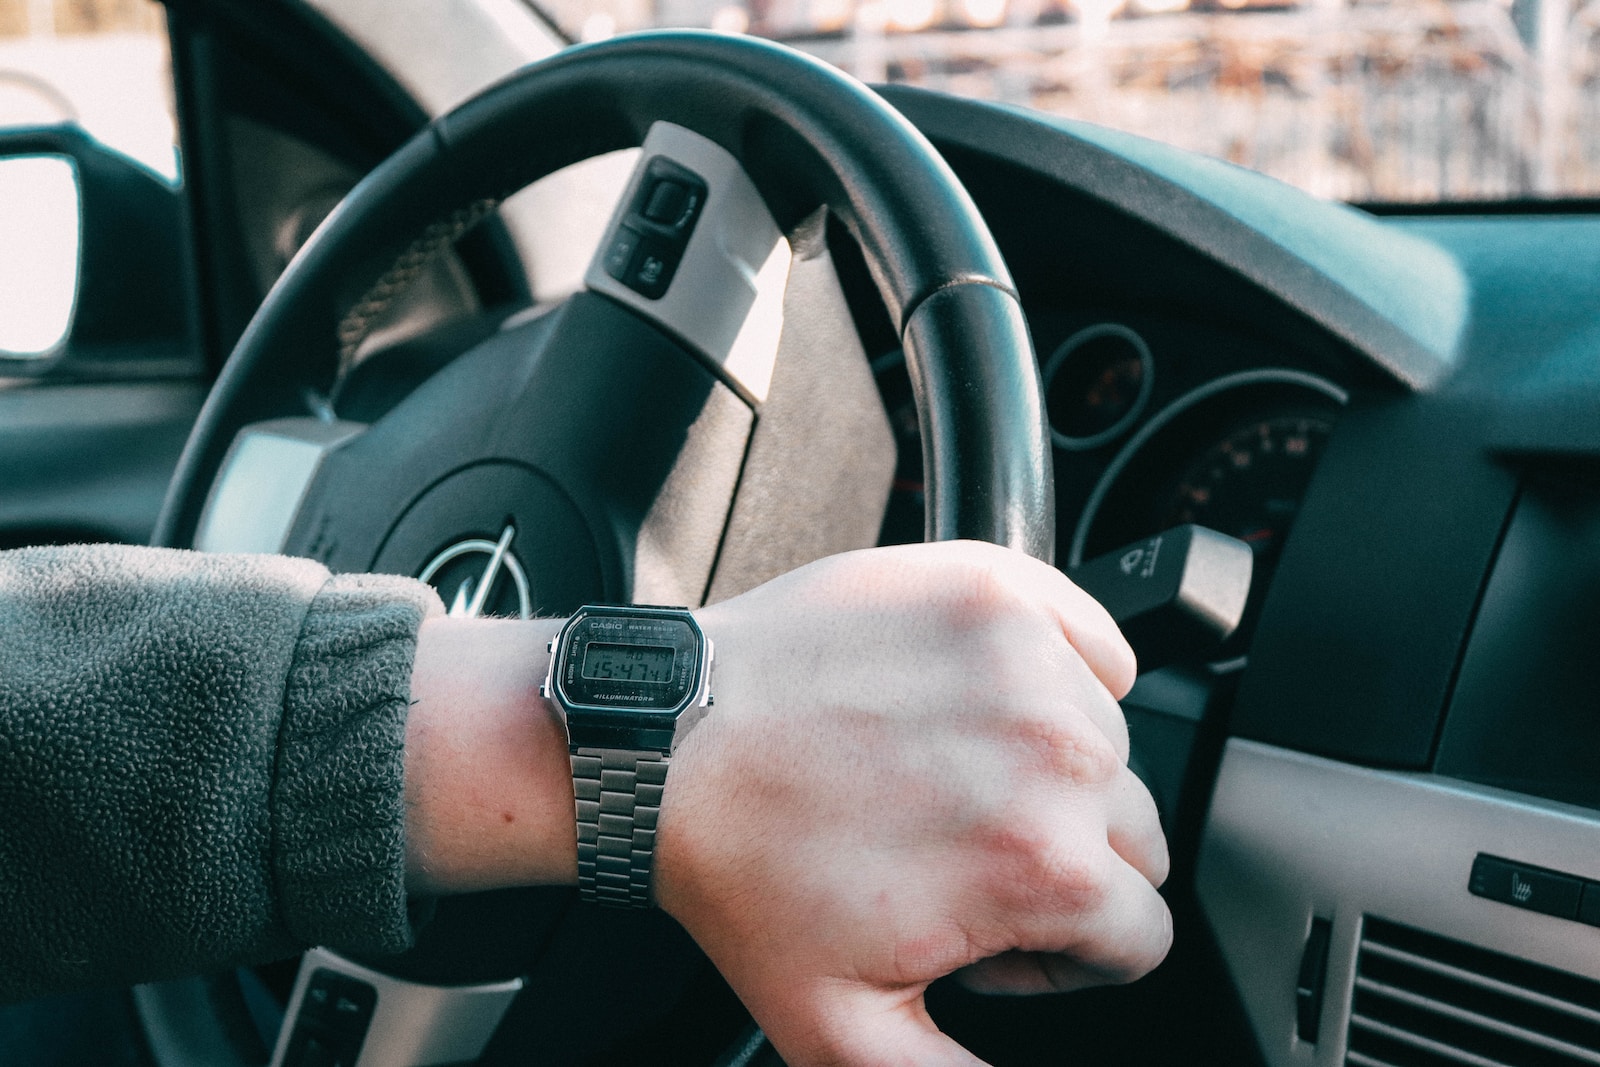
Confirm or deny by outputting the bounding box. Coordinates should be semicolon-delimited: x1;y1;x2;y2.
653;541;1172;1067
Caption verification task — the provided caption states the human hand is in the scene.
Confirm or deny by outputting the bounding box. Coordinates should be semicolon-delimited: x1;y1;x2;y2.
653;541;1172;1067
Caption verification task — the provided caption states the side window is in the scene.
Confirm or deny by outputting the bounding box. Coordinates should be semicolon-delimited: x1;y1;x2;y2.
0;0;188;367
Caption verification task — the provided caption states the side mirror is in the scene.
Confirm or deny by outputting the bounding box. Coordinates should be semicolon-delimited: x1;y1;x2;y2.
0;152;79;356
0;124;191;375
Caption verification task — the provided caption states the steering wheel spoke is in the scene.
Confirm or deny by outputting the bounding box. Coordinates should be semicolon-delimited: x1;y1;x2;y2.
194;417;367;556
585;122;792;408
266;948;521;1067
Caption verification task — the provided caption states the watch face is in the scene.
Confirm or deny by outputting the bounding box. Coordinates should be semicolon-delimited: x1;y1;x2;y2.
554;609;703;715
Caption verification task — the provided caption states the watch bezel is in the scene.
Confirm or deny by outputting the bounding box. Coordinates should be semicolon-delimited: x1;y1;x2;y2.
544;606;712;751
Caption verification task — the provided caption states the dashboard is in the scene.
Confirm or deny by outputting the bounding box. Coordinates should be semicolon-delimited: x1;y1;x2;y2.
879;306;1349;655
857;85;1600;1067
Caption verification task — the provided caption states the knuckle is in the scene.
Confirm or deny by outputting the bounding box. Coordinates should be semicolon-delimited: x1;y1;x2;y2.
939;559;1026;634
981;807;1054;870
1013;710;1122;785
1051;845;1113;910
983;809;1109;910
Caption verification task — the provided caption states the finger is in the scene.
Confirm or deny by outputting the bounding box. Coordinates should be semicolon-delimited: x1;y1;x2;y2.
1029;561;1139;700
950;542;1138;700
1106;766;1169;887
1054;654;1133;765
956;946;1162;996
776;988;991;1067
1052;851;1174;986
956;949;1119;996
927;541;1139;704
1005;847;1174;991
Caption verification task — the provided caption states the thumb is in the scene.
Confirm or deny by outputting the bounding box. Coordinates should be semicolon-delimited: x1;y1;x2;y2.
765;986;991;1067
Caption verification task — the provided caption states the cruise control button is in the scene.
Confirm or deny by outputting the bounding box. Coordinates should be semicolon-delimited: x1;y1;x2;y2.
603;226;643;282
1469;854;1582;920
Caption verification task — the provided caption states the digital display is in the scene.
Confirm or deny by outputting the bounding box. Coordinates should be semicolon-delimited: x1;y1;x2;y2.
581;642;676;684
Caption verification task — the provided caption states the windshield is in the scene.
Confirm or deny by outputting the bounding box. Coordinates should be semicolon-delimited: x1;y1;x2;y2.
534;0;1600;205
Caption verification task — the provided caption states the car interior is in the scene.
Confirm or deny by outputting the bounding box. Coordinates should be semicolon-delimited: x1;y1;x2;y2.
1;0;1598;1065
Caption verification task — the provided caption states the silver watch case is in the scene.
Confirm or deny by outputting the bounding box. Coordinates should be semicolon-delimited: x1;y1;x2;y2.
542;605;714;754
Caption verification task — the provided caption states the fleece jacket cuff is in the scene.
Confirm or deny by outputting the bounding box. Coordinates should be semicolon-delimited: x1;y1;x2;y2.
274;572;442;956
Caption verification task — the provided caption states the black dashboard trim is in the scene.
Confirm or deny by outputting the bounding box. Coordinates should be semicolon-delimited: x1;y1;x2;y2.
877;84;1463;393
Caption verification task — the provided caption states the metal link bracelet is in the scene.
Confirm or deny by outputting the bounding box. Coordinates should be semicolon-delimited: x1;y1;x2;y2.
571;747;670;908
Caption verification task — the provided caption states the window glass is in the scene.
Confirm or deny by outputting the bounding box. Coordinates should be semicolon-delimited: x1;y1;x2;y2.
0;0;176;179
535;0;1600;204
0;0;175;356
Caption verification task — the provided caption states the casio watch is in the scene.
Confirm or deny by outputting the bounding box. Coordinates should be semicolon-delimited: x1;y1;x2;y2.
541;605;714;908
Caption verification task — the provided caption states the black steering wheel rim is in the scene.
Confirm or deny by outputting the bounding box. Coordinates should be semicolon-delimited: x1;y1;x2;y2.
153;29;1053;558
142;28;1055;1066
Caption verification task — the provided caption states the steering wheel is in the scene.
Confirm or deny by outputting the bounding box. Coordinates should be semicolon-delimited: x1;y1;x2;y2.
141;30;1053;1067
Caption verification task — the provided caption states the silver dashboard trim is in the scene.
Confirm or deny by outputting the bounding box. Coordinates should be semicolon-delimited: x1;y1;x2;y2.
267;946;522;1067
584;122;791;406
194;418;365;555
1198;738;1600;1067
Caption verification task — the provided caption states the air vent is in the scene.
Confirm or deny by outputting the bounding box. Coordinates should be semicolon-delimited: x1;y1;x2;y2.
1346;918;1600;1067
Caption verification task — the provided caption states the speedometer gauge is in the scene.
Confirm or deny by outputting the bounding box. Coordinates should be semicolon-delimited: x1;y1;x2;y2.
1163;413;1334;559
1071;370;1346;656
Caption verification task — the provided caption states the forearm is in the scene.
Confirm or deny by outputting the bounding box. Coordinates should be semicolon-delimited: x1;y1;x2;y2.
0;545;437;1000
403;616;573;894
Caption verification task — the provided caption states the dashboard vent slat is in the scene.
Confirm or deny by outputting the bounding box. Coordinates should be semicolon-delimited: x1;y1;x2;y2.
1349;1013;1519;1067
1347;919;1600;1067
1355;978;1600;1063
1360;943;1600;1031
1346;1049;1419;1067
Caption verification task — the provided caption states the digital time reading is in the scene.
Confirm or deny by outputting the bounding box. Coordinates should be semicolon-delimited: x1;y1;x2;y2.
581;641;676;684
544;605;710;726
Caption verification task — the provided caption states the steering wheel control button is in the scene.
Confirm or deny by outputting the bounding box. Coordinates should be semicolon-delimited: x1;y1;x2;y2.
281;969;376;1067
643;178;697;227
630;158;706;232
600;157;709;300
603;226;643;282
1469;854;1583;920
628;234;681;300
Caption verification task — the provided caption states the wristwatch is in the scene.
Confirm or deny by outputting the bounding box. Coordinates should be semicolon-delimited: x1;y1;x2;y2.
542;605;714;908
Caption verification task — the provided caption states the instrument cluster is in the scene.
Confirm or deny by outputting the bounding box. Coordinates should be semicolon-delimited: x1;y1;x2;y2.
875;312;1350;655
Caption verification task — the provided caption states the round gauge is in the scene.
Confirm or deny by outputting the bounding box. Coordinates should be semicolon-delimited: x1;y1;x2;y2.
1161;412;1334;560
1043;324;1154;451
1070;370;1346;654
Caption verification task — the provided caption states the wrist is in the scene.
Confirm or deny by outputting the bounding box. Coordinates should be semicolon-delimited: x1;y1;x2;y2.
403;615;572;895
648;607;731;925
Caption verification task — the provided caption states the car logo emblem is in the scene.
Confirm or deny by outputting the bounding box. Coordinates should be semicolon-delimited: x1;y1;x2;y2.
417;524;533;620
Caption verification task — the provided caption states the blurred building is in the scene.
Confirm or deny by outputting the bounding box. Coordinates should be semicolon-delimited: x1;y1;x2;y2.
0;0;175;176
0;0;162;36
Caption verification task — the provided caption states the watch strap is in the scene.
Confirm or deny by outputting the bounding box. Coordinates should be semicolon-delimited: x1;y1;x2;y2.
571;747;669;908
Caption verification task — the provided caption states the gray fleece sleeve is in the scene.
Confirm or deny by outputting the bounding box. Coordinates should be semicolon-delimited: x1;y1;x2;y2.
0;544;442;1002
